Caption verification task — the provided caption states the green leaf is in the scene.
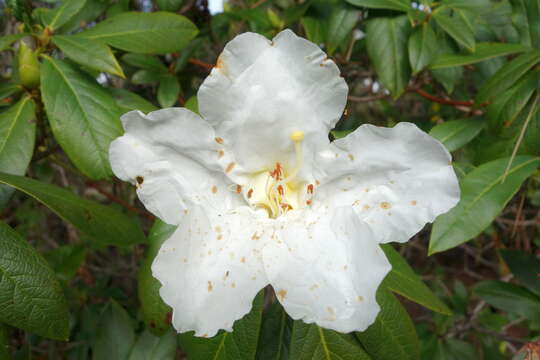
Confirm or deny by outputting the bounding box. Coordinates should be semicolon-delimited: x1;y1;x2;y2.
301;16;328;46
138;220;175;335
0;172;146;247
77;12;198;54
366;15;411;98
184;96;199;114
431;36;463;94
408;23;438;74
52;35;125;78
45;244;87;281
429;118;485;152
289;321;371;360
381;244;451;314
42;0;87;31
110;88;158;114
178;291;264;360
0;324;10;360
326;4;360;55
132;69;160;85
0;33;26;52
475;280;540;324
356;287;420;360
256;302;292;360
442;0;490;11
433;8;475;52
345;0;410;11
510;0;540;48
92;300;135;360
121;53;167;72
0;97;36;208
0;221;70;340
157;0;184;12
500;249;540;297
429;156;540;254
57;0;108;34
429;42;530;69
0;82;22;104
40;56;123;179
476;49;540;104
158;75;180;108
128;329;177;360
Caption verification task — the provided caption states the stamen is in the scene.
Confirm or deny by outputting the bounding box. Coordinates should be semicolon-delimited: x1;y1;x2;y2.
247;188;253;198
236;185;242;193
307;184;314;194
277;185;284;196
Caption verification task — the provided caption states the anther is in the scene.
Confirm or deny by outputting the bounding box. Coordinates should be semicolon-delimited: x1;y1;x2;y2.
247;188;253;199
236;184;242;193
277;185;284;196
290;130;305;142
307;184;314;194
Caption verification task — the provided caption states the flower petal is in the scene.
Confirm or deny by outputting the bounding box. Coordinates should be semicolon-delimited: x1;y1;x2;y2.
262;207;391;333
109;108;241;224
316;122;460;243
198;29;348;179
152;205;270;337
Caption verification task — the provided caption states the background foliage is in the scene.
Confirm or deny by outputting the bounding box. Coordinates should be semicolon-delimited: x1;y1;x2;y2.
0;0;539;359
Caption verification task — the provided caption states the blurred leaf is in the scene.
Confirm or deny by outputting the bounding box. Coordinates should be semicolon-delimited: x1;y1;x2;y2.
0;172;146;247
381;244;451;314
92;300;135;360
121;53;167;72
0;33;26;52
138;220;176;335
0;324;10;360
110;88;158;114
430;42;530;69
41;0;86;31
40;56;122;179
0;82;22;104
107;0;130;17
475;280;540;324
0;221;70;340
326;4;360;55
434;338;478;360
476;49;540;104
0;96;35;208
408;23;438;74
158;75;180;108
132;69;160;85
356;287;420;360
500;249;540;297
178;292;264;360
510;0;540;48
433;7;475;52
366;15;411;98
431;36;463;93
430;156;540;254
57;0;108;34
157;0;184;12
442;0;490;11
429;118;485;152
184;96;199;114
345;0;410;11
52;35;125;77
301;16;328;45
45;244;86;281
77;12;198;54
256;301;292;360
289;321;370;360
128;329;177;360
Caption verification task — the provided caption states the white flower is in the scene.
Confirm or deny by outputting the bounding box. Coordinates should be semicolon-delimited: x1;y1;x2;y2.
109;29;460;337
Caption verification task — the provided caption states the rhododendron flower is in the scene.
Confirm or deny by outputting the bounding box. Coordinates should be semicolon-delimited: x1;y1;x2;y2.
109;29;460;337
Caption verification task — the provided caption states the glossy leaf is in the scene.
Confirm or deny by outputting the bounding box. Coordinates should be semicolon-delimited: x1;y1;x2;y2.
52;35;125;77
128;329;177;360
92;300;135;360
289;321;371;360
0;221;70;340
430;156;540;254
256;301;292;360
0;172;146;247
476;50;540;104
475;280;540;324
408;23;438;74
500;249;540;297
121;53;167;72
41;0;87;31
429;118;485;152
510;0;540;48
157;0;184;12
326;4;360;55
77;12;198;54
345;0;410;11
431;36;463;94
433;8;475;52
430;42;530;69
356;287;420;360
178;292;264;360
381;244;451;314
158;75;180;108
40;56;122;179
366;15;411;98
110;88;158;114
138;220;176;335
0;96;36;208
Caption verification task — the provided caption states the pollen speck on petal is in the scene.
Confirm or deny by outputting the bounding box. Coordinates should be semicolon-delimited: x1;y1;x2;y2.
212;185;218;193
277;289;287;301
225;162;236;173
215;136;224;144
380;202;391;210
411;200;417;206
207;281;213;292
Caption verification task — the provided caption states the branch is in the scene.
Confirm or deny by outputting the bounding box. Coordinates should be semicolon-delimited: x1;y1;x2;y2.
411;88;474;107
347;94;389;103
188;58;213;71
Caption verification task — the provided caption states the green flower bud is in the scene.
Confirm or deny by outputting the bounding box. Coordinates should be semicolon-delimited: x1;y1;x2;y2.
17;42;40;88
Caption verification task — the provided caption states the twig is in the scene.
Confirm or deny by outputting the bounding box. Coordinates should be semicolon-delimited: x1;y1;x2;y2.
347;94;389;103
411;88;474;107
188;58;213;71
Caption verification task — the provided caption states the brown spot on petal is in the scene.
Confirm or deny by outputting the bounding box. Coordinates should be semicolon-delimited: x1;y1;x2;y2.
348;154;354;161
363;204;370;210
215;226;222;233
136;176;144;186
251;232;260;240
225;162;236;173
241;256;246;263
218;150;225;159
215;136;224;144
380;202;391;210
207;281;213;292
411;200;417;206
217;234;223;240
231;282;236;288
357;296;364;302
212;185;218;193
277;289;287;301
